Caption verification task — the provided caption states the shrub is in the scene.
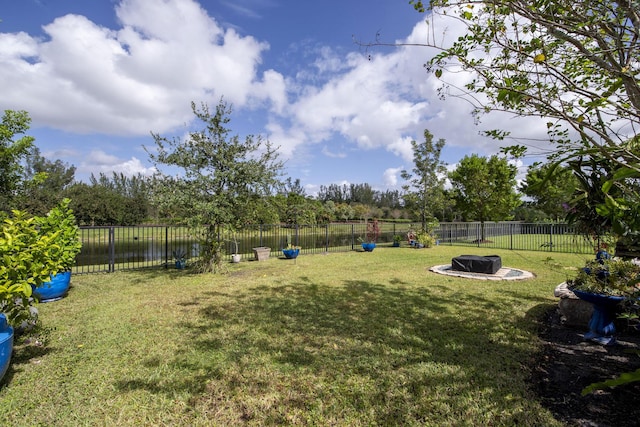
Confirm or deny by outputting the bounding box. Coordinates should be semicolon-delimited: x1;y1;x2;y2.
0;199;81;328
568;258;640;297
0;211;58;327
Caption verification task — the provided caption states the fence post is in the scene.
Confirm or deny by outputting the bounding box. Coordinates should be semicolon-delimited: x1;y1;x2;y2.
325;224;329;252
351;223;355;250
259;224;263;247
164;227;169;269
510;223;513;250
549;223;554;252
109;227;115;273
477;223;480;247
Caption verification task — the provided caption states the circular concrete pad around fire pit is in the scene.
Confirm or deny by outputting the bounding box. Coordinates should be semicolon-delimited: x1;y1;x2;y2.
429;264;534;281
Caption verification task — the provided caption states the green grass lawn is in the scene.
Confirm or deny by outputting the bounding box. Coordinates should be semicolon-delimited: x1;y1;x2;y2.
0;246;589;426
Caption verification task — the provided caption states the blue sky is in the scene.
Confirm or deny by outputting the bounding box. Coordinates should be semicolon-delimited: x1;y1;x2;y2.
0;0;552;195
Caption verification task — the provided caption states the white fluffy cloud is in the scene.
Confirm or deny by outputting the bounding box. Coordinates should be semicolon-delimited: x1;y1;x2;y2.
266;9;554;175
382;167;403;187
0;0;282;135
80;150;156;177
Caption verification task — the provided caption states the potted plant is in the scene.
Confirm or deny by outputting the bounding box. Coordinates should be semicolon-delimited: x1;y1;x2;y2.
0;210;61;329
172;248;187;269
231;235;241;263
1;208;66;379
282;244;301;259
231;249;241;264
361;219;380;252
567;257;640;345
224;228;242;263
392;235;403;247
32;199;82;302
415;231;436;249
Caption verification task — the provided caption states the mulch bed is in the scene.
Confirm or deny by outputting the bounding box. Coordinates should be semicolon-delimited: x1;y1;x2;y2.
531;307;640;426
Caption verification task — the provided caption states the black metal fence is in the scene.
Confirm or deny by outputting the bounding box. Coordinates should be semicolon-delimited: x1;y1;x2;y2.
72;222;595;274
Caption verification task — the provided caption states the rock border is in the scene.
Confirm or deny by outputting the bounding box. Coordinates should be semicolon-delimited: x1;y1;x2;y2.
429;264;535;281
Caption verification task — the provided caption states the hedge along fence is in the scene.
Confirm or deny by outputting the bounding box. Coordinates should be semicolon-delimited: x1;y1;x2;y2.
73;222;596;274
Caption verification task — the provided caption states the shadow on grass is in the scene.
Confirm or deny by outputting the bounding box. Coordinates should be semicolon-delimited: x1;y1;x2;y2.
115;274;554;424
2;335;55;388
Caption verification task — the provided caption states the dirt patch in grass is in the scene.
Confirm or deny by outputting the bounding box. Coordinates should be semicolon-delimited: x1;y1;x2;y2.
532;307;640;426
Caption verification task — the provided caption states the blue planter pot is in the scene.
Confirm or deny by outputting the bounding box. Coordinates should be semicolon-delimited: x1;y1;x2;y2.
361;243;376;252
0;314;14;383
282;248;300;259
596;250;610;263
572;288;624;345
175;260;186;269
33;271;71;302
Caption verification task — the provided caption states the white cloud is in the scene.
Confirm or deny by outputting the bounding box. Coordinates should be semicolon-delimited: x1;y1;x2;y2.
250;69;288;114
0;31;38;59
383;167;403;187
0;0;285;136
112;157;157;176
321;146;347;158
79;150;156;177
387;136;414;162
87;149;121;166
266;9;556;172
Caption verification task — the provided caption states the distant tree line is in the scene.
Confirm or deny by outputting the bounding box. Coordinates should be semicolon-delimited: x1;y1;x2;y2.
1;108;581;229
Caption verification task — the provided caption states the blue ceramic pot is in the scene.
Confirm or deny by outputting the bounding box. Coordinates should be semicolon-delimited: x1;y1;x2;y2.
33;271;71;302
596;250;610;263
282;248;300;259
572;288;624;345
361;243;376;252
0;314;14;383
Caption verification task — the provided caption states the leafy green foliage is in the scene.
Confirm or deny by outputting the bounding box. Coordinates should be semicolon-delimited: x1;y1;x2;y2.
0;110;36;213
448;154;521;239
568;258;640;297
0;212;54;327
36;198;82;271
273;180;318;225
563;144;640;255
410;0;640;233
521;162;578;221
148;99;283;272
416;230;437;247
595;138;640;246
582;367;640;395
65;173;150;226
0;199;81;327
401;129;447;232
564;155;614;239
422;0;640;147
16;147;76;216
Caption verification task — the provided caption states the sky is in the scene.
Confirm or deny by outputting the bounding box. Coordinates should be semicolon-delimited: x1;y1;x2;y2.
0;0;554;195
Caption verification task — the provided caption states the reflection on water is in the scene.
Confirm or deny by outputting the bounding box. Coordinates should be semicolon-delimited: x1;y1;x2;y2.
76;238;200;266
